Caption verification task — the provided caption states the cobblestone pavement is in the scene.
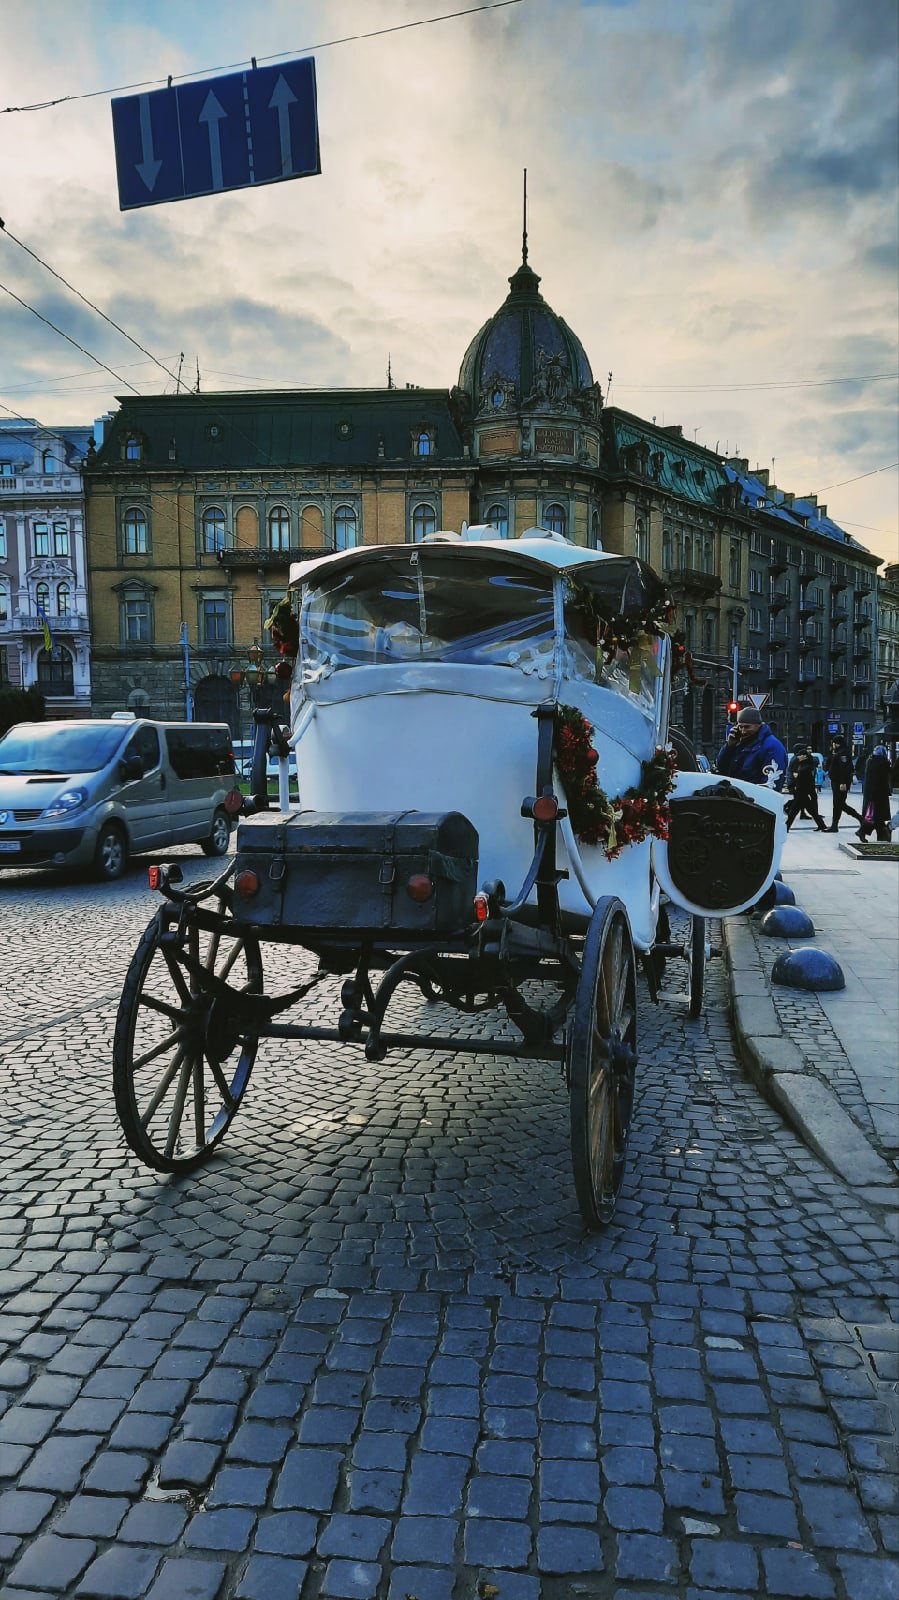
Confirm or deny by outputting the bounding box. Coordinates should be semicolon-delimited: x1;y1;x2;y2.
0;858;897;1600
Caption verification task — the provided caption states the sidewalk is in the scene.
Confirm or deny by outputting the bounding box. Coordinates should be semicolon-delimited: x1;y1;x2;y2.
724;817;899;1209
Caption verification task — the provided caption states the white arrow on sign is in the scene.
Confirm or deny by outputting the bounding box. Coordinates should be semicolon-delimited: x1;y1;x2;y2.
269;74;297;177
136;94;162;191
747;692;769;710
199;90;227;190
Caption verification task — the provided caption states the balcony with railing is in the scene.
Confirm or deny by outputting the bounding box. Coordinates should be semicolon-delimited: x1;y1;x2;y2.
217;545;331;570
853;610;872;629
854;643;872;661
856;575;873;596
830;605;848;624
830;570;849;591
829;639;847;657
798;597;823;618
0;474;82;495
664;566;722;598
768;588;791;612
2;612;90;634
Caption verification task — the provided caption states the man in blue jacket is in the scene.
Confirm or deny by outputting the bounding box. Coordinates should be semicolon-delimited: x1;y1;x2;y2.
716;705;787;790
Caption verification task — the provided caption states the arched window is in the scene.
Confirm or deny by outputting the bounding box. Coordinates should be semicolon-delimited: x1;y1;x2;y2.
57;584;70;616
122;508;148;554
485;503;508;538
591;509;602;551
703;612;716;651
634;517;649;562
415;432;432;458
37;647;74;694
0;580;9;623
35;581;50;614
334;505;357;551
201;507;227;553
663;527;673;570
125;436;141;462
411;503;436;542
543;503;566;536
702;538;713;574
268;506;291;551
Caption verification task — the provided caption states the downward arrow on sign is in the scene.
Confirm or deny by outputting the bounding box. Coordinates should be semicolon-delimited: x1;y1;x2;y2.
136;95;162;191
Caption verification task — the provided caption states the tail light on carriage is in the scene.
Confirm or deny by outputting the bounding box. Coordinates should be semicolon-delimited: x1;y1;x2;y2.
406;873;434;903
147;866;161;891
473;891;490;923
235;869;261;899
532;793;559;823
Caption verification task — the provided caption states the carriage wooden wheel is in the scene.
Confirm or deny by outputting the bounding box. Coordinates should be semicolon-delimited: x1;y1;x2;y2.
568;896;638;1230
113;905;263;1172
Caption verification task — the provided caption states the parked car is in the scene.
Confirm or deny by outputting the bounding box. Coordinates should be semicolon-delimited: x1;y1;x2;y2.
0;716;238;880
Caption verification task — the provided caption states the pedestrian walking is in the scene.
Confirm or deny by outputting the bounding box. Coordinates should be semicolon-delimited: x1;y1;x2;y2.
857;745;893;843
824;737;862;831
785;747;827;831
717;706;787;790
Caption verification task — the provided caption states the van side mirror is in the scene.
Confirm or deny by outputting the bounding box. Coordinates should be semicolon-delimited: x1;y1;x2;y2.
119;752;144;781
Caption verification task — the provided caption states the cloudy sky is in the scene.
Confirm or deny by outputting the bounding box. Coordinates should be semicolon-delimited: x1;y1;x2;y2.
1;0;897;562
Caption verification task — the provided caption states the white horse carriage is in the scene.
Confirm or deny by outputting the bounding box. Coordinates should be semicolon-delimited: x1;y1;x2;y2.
113;528;785;1228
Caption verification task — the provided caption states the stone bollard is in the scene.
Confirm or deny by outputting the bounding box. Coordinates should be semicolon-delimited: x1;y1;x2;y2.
760;906;815;938
772;881;796;906
772;948;845;991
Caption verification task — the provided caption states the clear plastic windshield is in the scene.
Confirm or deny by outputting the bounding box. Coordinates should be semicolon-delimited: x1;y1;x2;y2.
298;552;556;682
563;587;664;715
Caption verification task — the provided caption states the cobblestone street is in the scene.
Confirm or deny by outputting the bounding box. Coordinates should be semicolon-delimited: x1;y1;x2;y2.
1;858;897;1600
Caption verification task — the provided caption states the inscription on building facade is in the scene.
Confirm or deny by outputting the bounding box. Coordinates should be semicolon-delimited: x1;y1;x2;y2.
535;427;574;455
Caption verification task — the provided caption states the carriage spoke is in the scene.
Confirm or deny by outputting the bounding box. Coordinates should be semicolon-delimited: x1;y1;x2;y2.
192;1053;206;1144
204;1051;236;1110
161;948;192;1007
133;1028;183;1073
140;1044;187;1128
205;927;222;971
187;925;201;996
216;939;246;984
138;993;183;1022
164;1053;194;1159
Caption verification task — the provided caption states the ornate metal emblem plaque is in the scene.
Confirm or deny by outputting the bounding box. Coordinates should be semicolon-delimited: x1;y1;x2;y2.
666;787;776;910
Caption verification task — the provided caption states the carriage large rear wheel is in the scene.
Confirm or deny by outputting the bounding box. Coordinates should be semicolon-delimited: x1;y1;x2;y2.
688;915;707;1020
568;897;638;1230
113;907;263;1173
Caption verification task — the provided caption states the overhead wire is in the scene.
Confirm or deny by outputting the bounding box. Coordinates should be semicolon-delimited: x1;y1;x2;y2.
0;278;142;395
1;0;526;114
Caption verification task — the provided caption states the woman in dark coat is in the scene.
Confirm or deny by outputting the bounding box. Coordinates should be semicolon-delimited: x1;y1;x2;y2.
858;746;893;843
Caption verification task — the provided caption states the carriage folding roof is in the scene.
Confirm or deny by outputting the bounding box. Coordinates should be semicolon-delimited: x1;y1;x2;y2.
288;537;668;622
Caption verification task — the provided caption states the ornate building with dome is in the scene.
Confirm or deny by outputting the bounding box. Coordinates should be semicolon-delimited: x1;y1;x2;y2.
83;250;880;755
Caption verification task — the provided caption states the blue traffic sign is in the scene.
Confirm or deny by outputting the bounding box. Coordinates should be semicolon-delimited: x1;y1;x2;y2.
112;58;320;211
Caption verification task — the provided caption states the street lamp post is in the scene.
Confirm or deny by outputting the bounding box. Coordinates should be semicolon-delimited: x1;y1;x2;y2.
179;622;194;722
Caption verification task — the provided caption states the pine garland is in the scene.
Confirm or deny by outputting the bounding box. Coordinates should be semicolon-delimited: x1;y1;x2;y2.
554;703;678;860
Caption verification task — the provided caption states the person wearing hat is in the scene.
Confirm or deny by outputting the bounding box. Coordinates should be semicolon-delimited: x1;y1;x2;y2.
716;706;788;790
823;737;862;831
784;746;827;832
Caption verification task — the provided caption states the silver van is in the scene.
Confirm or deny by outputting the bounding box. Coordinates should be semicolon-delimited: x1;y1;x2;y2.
0;717;239;880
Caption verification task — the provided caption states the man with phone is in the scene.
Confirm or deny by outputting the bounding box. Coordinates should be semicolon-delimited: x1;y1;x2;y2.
716;705;787;790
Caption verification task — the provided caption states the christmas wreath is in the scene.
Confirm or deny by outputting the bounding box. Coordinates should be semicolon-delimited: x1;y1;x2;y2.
264;597;300;681
554;703;677;860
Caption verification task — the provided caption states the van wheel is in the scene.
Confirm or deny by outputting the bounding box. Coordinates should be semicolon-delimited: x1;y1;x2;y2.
202;808;231;857
95;824;128;881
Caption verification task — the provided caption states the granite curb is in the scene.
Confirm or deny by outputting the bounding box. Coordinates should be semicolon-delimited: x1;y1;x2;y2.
722;914;898;1208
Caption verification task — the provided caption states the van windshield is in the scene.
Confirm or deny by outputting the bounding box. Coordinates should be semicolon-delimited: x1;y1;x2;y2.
0;724;126;775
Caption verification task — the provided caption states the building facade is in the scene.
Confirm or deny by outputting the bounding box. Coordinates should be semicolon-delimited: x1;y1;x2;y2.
0;420;93;715
84;252;882;753
877;561;899;733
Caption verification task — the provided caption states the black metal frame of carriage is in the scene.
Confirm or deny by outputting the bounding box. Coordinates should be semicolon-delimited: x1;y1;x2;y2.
113;704;705;1230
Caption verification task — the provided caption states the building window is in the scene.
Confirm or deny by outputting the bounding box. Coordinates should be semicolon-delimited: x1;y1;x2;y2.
703;613;716;651
333;505;358;550
411;503;436;542
543;503;566;536
122;508;148;554
36;646;74;694
35;580;50;614
0;580;9;622
34;521;50;558
591;509;602;551
121;592;152;643
684;611;696;649
57;584;70;616
662;527;673;570
201;595;230;645
0;645;7;682
485;503;509;538
702;538;713;574
749;569;763;594
0;463;14;478
41;449;55;473
201;507;227;553
414;431;433;458
125;436;142;462
268;506;291;551
53;522;69;558
634;517;649;562
0;520;5;559
729;541;741;589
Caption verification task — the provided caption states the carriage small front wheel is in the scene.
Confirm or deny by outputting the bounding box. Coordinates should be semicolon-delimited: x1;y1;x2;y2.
113;907;263;1173
568;896;638;1230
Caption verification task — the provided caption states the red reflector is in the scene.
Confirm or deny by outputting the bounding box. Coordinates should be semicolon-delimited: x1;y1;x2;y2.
147;866;161;891
406;873;434;903
533;794;559;822
235;870;260;898
474;892;490;923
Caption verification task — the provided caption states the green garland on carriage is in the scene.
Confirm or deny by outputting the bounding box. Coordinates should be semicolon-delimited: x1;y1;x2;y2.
554;703;677;860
